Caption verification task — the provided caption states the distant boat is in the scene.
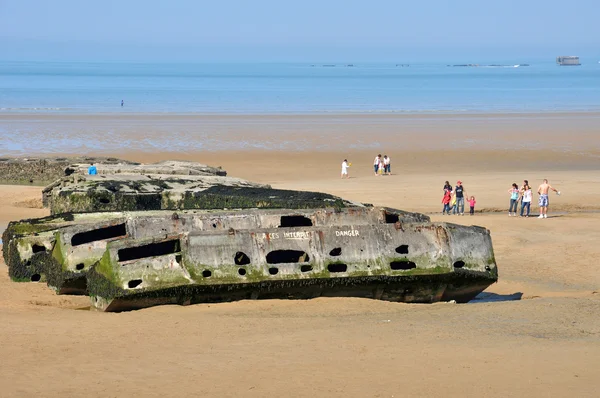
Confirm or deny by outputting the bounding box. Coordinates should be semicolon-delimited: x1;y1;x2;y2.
556;56;581;66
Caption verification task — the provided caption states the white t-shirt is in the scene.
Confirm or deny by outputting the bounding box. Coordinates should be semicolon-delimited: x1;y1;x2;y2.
341;161;348;173
383;157;390;165
523;189;532;202
374;157;380;166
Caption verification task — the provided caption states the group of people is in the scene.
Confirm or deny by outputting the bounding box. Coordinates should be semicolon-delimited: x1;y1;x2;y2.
340;154;392;178
508;179;560;218
373;154;391;176
442;180;475;216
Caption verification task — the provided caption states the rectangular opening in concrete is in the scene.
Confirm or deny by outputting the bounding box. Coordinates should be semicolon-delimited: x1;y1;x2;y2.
266;250;310;264
279;215;313;228
71;223;127;246
118;239;181;262
385;212;399;223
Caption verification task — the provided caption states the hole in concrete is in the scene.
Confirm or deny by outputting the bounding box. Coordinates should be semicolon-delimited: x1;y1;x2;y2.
268;267;279;275
128;279;143;288
234;251;251;265
118;239;180;262
329;247;342;256
266;250;310;264
453;261;465;269
202;270;212;278
328;263;347;273
175;255;182;264
30;274;41;282
32;244;46;253
212;223;217;228
301;265;313;272
75;263;85;270
390;261;416;270
99;198;111;204
71;223;127;246
238;268;247;276
279;215;313;228
395;245;409;254
385;212;400;223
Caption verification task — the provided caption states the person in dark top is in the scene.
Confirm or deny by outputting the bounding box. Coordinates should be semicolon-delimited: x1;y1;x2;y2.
454;180;466;216
443;181;453;193
121;100;124;107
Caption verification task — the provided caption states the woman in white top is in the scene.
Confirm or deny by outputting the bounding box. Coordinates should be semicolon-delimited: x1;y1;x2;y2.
341;159;350;179
373;154;381;176
520;181;532;217
383;155;391;175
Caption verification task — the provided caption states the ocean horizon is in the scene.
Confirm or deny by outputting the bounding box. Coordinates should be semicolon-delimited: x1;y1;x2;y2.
1;60;600;115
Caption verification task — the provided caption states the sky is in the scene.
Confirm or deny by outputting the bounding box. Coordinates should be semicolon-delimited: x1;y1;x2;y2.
0;0;598;62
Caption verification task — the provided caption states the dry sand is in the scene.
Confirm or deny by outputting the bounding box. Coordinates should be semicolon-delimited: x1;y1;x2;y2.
1;114;600;397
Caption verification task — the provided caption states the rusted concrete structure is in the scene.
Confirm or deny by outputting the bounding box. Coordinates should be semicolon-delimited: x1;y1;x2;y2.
42;161;357;214
2;206;497;311
0;156;133;185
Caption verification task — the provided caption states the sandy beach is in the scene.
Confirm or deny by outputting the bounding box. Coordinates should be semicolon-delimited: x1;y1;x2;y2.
1;113;599;397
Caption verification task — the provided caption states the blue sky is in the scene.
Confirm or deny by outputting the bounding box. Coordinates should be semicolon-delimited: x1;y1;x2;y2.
0;0;598;62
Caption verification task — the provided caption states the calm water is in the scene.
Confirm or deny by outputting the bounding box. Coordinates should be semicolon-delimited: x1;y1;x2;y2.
1;61;600;114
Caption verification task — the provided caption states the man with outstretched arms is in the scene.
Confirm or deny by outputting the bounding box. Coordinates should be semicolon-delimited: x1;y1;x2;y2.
537;179;560;219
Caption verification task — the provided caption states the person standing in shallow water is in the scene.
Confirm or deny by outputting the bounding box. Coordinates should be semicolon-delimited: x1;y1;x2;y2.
121;100;124;107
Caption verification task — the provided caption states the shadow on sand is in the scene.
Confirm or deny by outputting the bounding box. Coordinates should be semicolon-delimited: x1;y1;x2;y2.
469;291;523;303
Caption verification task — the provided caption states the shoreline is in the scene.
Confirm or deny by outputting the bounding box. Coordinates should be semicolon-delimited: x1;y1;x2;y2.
2;111;600;157
3;110;600;119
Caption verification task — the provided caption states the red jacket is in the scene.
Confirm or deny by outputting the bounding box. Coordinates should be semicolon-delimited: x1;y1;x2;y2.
442;191;452;205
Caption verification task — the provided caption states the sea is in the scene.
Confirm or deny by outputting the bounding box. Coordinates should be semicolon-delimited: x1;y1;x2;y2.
1;60;600;114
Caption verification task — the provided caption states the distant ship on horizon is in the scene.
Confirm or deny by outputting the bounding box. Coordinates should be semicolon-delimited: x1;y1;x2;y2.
556;56;581;66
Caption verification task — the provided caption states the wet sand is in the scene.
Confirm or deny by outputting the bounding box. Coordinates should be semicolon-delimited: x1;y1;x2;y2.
1;114;600;397
1;112;600;155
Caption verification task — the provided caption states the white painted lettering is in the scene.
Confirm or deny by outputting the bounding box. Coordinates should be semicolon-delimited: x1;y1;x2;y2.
335;230;360;237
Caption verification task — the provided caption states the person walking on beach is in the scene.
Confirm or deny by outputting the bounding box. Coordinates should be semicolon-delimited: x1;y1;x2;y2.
508;183;519;216
454;180;466;215
450;192;457;215
341;159;350;179
537;179;560;218
442;189;452;215
520;181;532;217
468;196;476;215
373;154;381;176
121;99;124;107
443;181;453;194
383;155;391;175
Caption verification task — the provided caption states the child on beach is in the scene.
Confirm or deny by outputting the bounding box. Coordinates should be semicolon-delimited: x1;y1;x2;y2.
341;159;350;179
442;189;452;214
450;194;457;215
468;196;476;215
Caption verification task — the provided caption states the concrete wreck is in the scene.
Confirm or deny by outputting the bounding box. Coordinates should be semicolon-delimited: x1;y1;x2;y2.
2;159;498;311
